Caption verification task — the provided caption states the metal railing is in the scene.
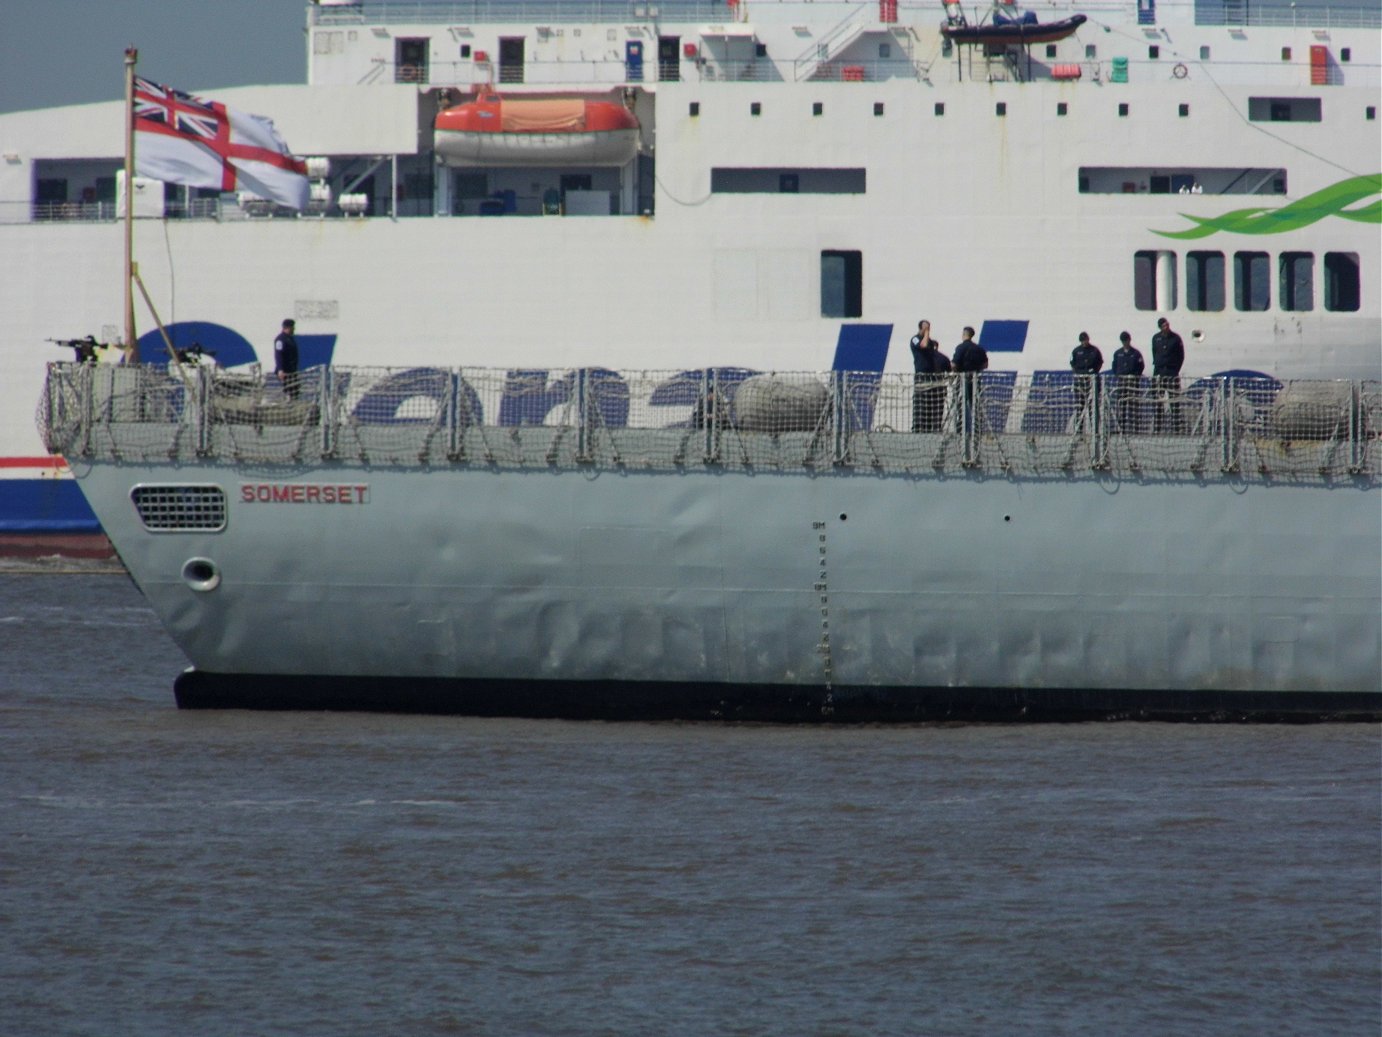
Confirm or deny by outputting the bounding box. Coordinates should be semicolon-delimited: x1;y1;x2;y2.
39;363;1379;481
311;0;740;26
306;0;1381;30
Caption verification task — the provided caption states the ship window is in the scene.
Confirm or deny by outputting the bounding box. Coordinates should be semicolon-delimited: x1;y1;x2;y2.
1279;252;1314;311
1134;250;1177;311
1118;103;1129;117
1341;47;1351;61
131;485;228;533
1249;97;1321;122
689;101;699;117
1368;106;1376;120
996;102;1006;116
1179;103;1189;117
1057;102;1068;116
1149;45;1160;59
813;102;823;116
751;102;761;116
1200;46;1210;60
1045;44;1057;58
1187;251;1225;311
874;102;884;116
1234;252;1270;311
934;102;945;116
1085;44;1097;58
880;43;891;58
1324;252;1360;312
711;168;866;194
460;44;471;58
1281;47;1291;61
821;250;862;318
756;42;767;57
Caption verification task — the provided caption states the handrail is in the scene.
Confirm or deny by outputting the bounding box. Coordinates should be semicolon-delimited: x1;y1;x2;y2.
39;363;1380;481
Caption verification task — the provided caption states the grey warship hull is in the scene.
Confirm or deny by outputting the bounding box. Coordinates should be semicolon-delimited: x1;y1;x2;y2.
46;364;1382;721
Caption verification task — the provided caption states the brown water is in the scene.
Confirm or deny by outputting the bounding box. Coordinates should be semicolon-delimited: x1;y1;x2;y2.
2;573;1379;1036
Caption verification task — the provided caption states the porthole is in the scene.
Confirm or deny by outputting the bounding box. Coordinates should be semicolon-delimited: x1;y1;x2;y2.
182;557;221;592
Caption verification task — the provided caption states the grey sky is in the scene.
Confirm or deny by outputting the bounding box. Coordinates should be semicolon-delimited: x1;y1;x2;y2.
0;1;305;114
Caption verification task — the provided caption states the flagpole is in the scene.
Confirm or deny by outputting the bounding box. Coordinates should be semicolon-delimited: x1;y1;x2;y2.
123;46;138;363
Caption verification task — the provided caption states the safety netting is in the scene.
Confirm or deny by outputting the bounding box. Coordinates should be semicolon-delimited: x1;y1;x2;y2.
38;363;1380;482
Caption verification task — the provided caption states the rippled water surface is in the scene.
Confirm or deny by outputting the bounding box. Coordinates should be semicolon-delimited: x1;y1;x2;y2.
2;573;1378;1036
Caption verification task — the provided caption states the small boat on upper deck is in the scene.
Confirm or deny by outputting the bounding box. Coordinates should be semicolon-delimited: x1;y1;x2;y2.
434;94;640;168
940;0;1088;45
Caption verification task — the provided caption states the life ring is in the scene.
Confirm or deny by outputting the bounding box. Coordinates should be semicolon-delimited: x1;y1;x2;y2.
1173;62;1188;79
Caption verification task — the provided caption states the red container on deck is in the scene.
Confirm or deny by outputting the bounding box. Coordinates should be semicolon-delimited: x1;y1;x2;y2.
880;0;898;22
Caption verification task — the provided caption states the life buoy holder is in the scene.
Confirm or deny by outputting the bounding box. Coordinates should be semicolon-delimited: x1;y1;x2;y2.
1173;62;1188;79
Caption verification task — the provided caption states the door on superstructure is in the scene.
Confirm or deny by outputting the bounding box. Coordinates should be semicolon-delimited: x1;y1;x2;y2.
499;38;525;83
396;38;429;83
658;37;680;81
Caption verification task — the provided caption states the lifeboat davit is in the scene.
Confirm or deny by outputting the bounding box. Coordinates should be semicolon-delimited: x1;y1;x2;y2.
434;95;640;167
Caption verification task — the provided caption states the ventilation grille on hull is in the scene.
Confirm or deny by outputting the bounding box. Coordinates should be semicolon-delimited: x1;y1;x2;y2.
130;485;227;532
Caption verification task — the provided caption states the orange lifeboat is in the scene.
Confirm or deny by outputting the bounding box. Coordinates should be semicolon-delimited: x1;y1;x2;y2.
434;95;640;167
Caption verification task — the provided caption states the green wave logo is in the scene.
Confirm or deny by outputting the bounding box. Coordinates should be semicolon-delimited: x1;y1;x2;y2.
1152;174;1381;239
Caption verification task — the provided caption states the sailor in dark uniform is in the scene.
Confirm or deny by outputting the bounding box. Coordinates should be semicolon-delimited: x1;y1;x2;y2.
274;318;300;399
1110;330;1145;433
1069;331;1103;433
1151;316;1185;433
908;320;950;432
951;326;988;433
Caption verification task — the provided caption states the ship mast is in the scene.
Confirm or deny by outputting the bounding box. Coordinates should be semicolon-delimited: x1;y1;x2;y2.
123;46;138;363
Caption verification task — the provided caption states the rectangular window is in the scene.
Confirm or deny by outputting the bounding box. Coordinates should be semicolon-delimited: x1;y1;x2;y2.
1187;251;1225;311
1279;252;1314;311
1234;252;1270;311
812;101;823;116
821;250;862;318
1179;103;1189;117
1134;250;1157;311
934;102;945;116
1078;166;1285;195
1324;252;1360;312
996;102;1007;116
873;102;884;116
1057;102;1068;116
689;101;699;117
711;168;866;194
1248;97;1322;122
1118;103;1129;117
